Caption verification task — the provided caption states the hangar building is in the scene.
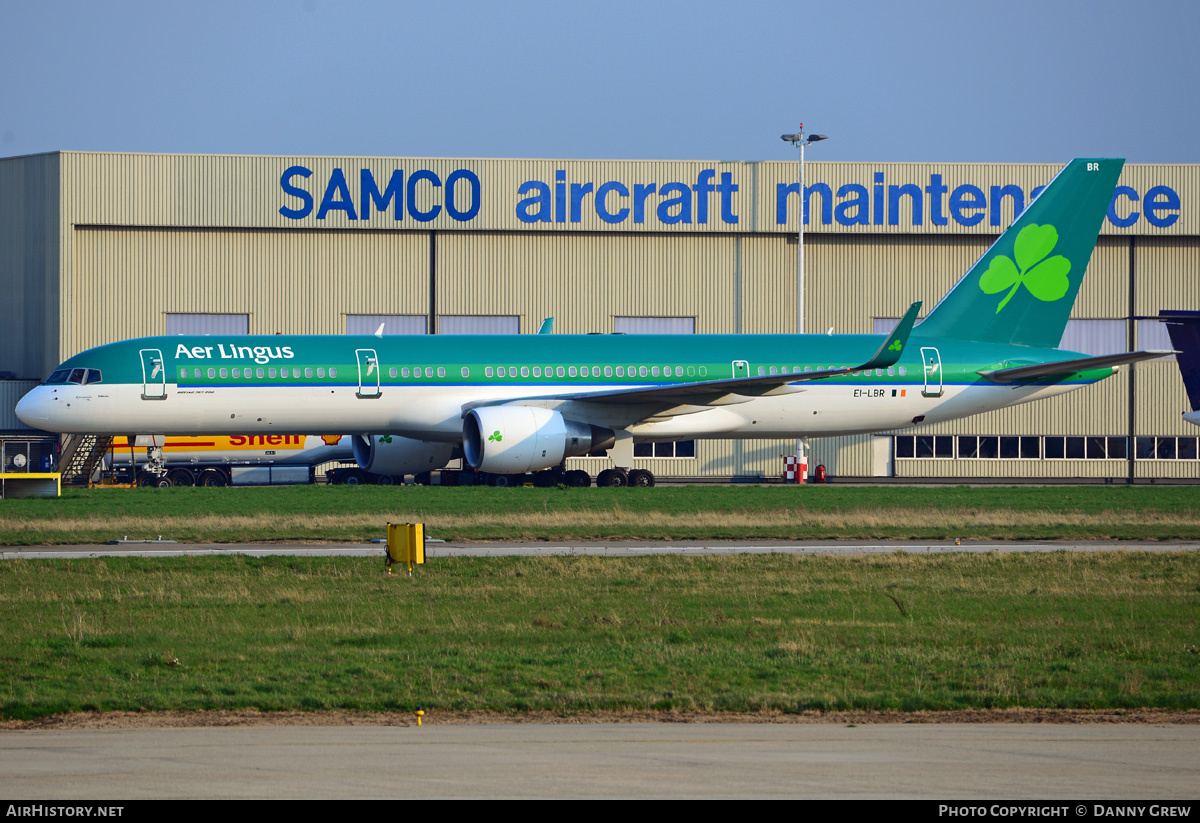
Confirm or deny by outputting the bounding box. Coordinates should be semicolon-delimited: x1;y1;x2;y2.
1;151;1197;482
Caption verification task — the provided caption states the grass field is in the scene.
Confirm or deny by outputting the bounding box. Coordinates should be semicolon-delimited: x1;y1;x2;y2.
1;484;1200;544
1;551;1197;720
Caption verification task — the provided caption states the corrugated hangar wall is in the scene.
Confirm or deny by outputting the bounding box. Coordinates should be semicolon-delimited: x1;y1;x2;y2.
1;151;1197;479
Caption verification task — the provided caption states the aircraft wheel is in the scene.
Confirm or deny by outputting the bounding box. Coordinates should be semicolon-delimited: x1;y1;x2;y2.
153;476;173;488
597;468;628;487
168;469;195;487
413;472;432;486
199;469;228;487
565;470;591;487
374;473;396;485
627;469;655;487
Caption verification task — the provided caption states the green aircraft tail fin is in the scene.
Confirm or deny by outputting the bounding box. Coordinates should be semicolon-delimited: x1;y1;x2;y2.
917;158;1124;349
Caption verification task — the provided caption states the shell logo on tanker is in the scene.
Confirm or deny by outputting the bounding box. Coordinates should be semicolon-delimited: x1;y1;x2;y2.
320;435;344;446
227;436;305;448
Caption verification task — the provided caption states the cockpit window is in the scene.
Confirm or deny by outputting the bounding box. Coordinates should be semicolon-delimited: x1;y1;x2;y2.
44;368;101;385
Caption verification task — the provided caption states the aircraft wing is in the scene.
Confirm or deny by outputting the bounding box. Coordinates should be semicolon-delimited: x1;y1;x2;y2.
552;301;921;406
977;350;1174;383
462;302;921;429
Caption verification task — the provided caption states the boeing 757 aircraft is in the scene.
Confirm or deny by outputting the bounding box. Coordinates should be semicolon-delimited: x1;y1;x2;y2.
16;158;1169;485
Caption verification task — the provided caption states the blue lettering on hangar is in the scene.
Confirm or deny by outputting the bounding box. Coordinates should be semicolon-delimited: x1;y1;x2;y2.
278;166;481;222
277;166;1181;229
777;174;1180;229
514;169;740;225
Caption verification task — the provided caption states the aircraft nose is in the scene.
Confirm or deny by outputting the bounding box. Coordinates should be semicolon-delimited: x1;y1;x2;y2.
15;387;52;430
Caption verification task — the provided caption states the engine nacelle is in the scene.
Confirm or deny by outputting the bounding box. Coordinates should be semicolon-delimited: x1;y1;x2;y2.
463;406;615;474
353;434;455;477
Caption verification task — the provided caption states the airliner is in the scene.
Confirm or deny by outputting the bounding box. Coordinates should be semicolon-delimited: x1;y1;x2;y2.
16;158;1169;486
1160;310;1200;426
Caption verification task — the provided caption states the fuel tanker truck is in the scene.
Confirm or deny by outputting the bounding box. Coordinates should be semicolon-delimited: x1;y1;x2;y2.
108;434;355;486
107;434;583;488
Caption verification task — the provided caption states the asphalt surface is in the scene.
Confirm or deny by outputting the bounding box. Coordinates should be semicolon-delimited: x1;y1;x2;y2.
3;539;1200;559
3;723;1199;799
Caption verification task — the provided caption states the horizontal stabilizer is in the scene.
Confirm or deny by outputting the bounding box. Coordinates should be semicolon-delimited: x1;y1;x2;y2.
979;350;1174;383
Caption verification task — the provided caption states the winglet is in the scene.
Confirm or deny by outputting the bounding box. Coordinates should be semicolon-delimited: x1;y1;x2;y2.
862;302;921;370
536;318;554;335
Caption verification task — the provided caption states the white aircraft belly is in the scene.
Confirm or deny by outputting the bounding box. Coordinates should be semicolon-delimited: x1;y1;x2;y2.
38;376;1095;440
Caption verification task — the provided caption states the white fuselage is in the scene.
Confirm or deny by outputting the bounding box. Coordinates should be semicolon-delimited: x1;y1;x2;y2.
16;378;1089;442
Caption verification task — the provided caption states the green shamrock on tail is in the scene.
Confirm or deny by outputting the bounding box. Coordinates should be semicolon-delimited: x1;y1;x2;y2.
489;431;502;443
888;340;902;352
978;223;1071;313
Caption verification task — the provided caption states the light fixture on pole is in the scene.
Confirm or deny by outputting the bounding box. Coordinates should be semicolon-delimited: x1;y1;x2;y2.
781;126;827;335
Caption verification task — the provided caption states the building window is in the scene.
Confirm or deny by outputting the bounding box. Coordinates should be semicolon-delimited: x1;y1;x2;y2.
633;440;696;459
1136;320;1176;361
166;313;249;335
438;315;520;335
614;316;696;335
346;314;427;335
902;435;1150;461
1058;319;1126;355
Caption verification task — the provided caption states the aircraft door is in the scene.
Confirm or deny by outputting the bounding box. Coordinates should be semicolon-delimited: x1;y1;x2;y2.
732;360;749;378
920;347;943;397
139;348;166;400
356;348;382;398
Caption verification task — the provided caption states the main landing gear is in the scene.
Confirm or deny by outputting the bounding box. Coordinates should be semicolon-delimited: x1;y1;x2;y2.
595;468;654;487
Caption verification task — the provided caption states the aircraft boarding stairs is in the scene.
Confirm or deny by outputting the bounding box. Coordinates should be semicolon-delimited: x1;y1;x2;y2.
57;434;113;485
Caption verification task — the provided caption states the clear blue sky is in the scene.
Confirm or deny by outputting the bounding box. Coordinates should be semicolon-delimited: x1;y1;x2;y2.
3;0;1197;164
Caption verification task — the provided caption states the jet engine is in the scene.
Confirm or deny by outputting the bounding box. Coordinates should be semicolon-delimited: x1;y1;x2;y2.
352;434;455;476
463;406;615;474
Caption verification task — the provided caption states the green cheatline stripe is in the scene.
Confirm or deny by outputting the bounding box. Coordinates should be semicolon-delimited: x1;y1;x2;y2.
176;362;933;386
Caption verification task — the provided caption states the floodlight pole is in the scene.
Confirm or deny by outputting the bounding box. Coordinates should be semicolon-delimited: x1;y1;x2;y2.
780;126;827;335
781;126;828;477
